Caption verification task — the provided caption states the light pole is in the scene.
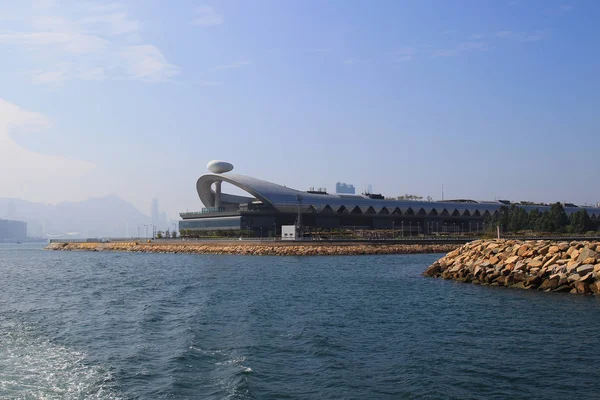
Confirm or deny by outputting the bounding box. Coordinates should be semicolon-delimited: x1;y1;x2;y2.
409;221;412;237
417;222;420;236
401;221;404;238
144;224;148;238
392;221;395;239
260;226;263;238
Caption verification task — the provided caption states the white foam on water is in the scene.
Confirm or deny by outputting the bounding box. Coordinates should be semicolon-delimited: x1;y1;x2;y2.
0;320;123;400
188;346;252;399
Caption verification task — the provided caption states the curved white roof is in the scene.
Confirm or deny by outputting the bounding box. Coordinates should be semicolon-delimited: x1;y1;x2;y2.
196;173;600;218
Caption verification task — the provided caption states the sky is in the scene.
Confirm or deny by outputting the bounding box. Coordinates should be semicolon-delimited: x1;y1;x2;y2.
0;0;599;218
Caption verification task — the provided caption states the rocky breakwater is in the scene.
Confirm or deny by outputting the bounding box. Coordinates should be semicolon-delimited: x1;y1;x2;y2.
46;241;459;256
424;239;600;295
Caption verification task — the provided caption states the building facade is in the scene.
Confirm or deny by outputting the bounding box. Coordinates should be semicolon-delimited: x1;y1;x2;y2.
0;219;27;241
179;169;600;236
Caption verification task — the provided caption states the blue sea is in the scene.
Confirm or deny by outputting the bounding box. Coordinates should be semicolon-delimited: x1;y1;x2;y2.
1;243;600;399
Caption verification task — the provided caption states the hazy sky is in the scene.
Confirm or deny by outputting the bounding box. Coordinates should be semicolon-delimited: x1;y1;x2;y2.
1;0;599;218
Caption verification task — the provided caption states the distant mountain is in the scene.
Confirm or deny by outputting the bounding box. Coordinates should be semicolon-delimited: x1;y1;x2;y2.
0;196;164;238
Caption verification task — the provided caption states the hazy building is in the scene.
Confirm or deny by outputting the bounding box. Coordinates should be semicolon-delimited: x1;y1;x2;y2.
151;198;160;224
6;201;16;220
0;219;27;241
336;182;355;194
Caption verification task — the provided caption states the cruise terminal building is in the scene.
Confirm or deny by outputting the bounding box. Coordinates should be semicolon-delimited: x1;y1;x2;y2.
179;161;600;236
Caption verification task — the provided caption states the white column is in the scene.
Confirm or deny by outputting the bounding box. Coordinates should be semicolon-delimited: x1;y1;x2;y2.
215;181;222;208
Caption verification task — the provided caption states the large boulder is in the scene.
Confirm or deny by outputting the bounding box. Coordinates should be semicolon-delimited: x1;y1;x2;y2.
576;264;595;276
528;259;544;268
579;272;595;283
505;255;520;264
575;282;591;295
517;245;530;256
539;276;560;291
548;245;560;254
578;247;598;263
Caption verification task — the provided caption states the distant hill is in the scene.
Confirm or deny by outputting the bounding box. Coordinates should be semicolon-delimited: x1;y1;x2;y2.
0;196;160;238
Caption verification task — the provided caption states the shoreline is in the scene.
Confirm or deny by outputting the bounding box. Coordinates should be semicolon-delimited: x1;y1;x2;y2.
46;241;460;256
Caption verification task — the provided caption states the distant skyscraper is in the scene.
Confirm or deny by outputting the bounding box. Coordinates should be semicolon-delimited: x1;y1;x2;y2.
335;182;356;194
151;198;160;224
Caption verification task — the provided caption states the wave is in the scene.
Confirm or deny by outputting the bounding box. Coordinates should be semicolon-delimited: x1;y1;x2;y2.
0;318;123;400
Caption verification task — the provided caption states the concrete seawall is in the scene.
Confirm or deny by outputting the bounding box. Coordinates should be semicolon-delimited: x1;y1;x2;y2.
424;239;600;295
46;241;459;256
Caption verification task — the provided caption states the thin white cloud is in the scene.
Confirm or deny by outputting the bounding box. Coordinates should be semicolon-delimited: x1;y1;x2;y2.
77;67;105;81
305;47;331;53
30;15;72;30
432;49;459;58
197;81;221;87
0;32;109;53
0;99;95;200
121;45;179;81
192;6;223;27
496;30;544;42
81;12;140;35
0;2;178;85
87;3;125;13
30;64;71;86
432;42;486;58
32;0;56;10
343;58;369;65
215;60;253;70
392;47;416;63
459;42;487;51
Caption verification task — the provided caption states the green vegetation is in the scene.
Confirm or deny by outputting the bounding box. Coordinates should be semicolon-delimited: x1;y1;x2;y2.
488;203;597;234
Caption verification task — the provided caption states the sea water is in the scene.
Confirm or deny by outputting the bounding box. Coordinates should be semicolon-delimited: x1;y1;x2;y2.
1;243;600;399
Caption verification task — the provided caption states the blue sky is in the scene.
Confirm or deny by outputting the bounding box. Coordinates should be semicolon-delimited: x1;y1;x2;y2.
0;0;598;217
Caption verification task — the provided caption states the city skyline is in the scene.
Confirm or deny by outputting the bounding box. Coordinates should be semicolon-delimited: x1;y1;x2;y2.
0;0;599;218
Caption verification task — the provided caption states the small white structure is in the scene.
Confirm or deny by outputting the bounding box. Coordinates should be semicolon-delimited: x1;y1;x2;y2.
281;225;296;240
207;160;234;174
